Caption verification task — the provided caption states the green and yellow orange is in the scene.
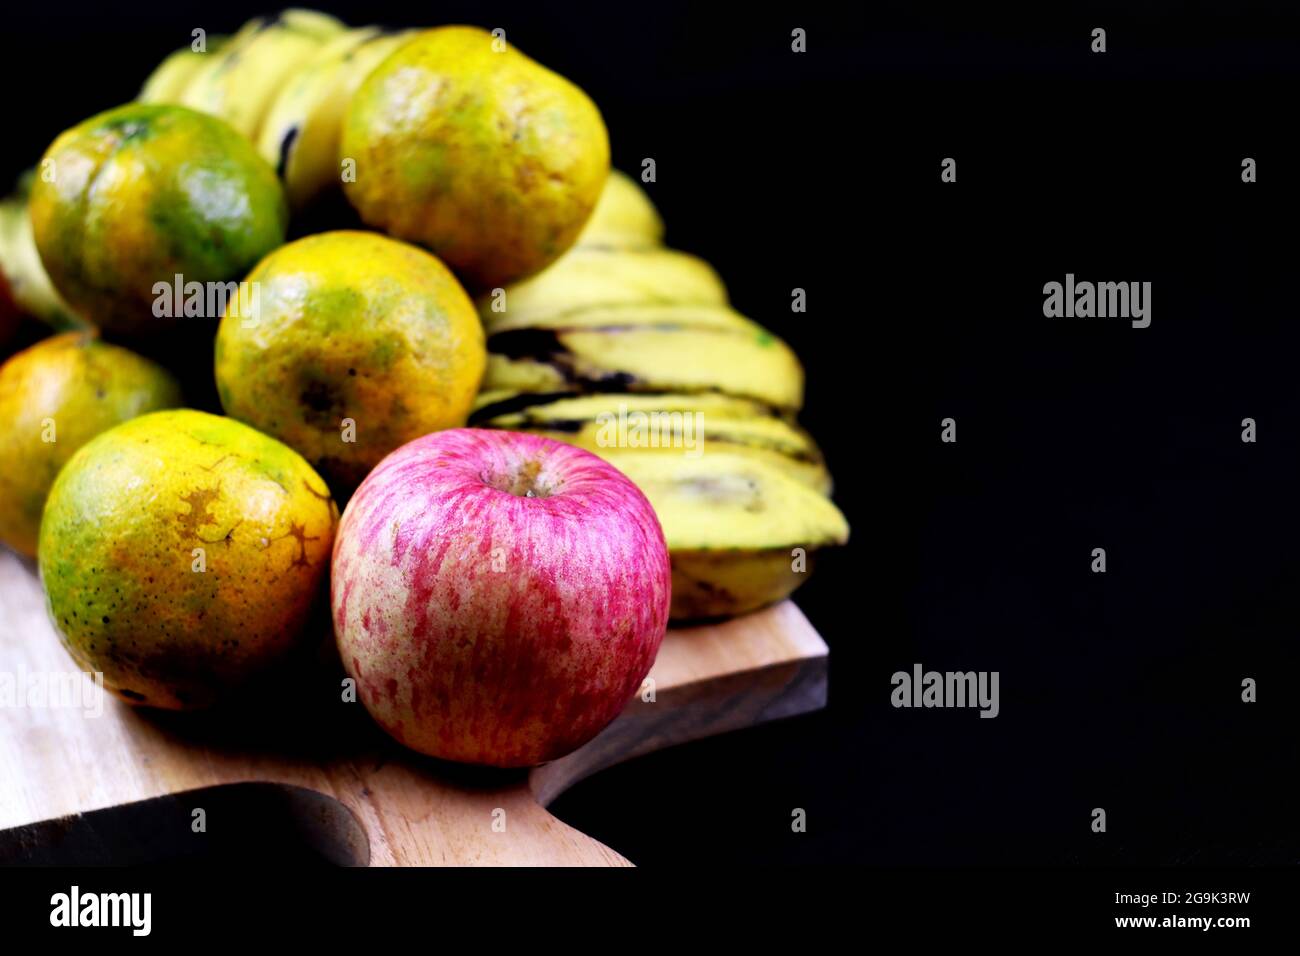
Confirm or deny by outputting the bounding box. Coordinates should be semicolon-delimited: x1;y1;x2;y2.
0;332;181;556
342;26;609;290
39;409;337;709
30;103;287;334
215;231;486;491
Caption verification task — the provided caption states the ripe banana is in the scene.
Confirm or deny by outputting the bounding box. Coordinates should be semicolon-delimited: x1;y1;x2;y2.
480;246;728;327
472;392;832;492
0;175;83;331
177;10;346;140
138;39;227;102
257;27;413;209
599;450;849;619
484;302;756;336
474;389;771;421
575;168;664;249
482;322;804;410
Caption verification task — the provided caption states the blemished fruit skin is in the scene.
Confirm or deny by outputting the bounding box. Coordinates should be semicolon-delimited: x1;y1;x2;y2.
0;332;181;556
30;103;288;334
598;450;849;620
474;391;833;493
214;231;487;492
332;428;671;767
342;26;610;290
39;409;338;710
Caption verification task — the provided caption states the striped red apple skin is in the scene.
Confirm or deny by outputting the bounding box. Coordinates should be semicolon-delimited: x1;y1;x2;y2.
331;428;671;767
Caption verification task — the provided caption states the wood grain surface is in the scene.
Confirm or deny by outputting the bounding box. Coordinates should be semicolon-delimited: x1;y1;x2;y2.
0;547;827;865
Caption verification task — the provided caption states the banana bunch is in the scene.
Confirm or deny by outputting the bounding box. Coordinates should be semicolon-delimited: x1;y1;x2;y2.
472;171;850;620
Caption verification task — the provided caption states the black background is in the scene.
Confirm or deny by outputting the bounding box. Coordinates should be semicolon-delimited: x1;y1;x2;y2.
5;1;1300;868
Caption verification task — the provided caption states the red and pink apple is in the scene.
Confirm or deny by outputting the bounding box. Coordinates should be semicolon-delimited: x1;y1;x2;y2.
331;428;671;767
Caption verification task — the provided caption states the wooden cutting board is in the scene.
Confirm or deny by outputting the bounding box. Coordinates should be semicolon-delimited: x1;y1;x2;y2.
0;547;827;865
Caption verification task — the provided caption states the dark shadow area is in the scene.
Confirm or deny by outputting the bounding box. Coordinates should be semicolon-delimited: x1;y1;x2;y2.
0;783;368;866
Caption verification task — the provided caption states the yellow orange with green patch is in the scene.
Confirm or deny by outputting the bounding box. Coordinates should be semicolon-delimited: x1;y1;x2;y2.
39;409;337;709
0;332;181;556
342;26;610;290
29;103;287;334
215;231;486;491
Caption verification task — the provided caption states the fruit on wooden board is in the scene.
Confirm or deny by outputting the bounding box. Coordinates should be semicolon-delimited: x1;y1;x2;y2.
15;18;847;636
39;409;337;710
342;25;609;290
214;231;486;492
332;428;670;767
30;103;287;334
0;332;181;556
